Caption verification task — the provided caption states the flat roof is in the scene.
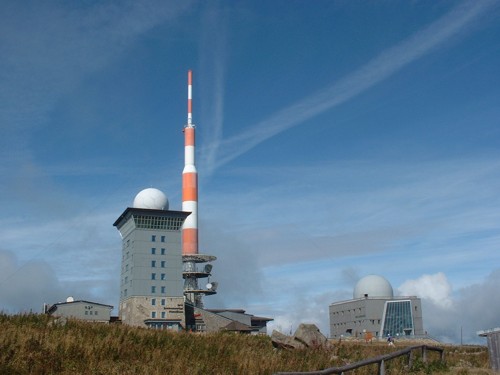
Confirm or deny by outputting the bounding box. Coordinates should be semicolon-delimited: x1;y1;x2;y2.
478;327;500;337
113;207;190;227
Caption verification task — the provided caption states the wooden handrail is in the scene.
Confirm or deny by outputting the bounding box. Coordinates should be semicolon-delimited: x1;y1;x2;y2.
274;345;444;375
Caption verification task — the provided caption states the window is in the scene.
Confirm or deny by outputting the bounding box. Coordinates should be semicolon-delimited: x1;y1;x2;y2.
161;261;166;268
124;276;128;284
151;273;156;280
381;300;413;337
161;312;166;319
161;248;165;255
135;216;184;230
151;260;156;267
124;289;128;296
151;235;156;242
152;298;156;306
125;264;129;271
95;311;98;316
161;286;166;294
151;248;156;255
161;273;165;280
85;311;88;315
161;236;165;242
151;286;156;293
161;299;166;306
152;311;156;318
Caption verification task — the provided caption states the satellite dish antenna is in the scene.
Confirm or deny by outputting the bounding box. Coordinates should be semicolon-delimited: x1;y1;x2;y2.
206;283;212;290
204;264;213;274
66;296;74;303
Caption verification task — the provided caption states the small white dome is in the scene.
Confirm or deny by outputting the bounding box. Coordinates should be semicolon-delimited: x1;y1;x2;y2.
133;188;169;210
353;275;393;299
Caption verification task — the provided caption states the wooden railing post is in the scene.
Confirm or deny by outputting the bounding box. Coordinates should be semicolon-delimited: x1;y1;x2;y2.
379;359;385;375
408;350;414;368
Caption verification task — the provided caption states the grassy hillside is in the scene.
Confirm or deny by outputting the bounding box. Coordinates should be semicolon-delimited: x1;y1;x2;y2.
0;314;492;374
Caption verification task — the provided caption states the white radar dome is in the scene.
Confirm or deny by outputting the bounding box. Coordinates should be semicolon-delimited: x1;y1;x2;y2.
353;275;394;299
133;188;169;210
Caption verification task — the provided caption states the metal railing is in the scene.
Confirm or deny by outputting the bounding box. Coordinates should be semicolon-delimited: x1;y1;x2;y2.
274;345;444;375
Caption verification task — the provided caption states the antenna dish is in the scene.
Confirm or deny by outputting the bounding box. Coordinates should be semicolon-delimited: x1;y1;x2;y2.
66;296;74;303
204;264;213;274
206;283;212;290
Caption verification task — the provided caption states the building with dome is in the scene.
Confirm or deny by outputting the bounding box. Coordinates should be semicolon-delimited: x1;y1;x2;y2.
329;275;424;339
113;188;191;329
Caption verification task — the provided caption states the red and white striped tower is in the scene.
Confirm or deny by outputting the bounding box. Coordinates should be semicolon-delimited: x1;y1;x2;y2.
181;70;217;309
182;70;198;255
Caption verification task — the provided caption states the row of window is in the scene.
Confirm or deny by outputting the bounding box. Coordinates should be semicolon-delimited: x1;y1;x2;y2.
151;286;167;294
151;298;167;306
151;235;166;242
151;311;167;319
331;319;381;328
331;307;364;316
135;215;184;230
151;273;166;280
151;260;167;268
122;259;168;274
151;248;167;255
84;310;98;316
122;285;167;297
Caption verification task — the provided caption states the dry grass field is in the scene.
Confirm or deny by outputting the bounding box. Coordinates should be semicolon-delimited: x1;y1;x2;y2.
0;313;493;374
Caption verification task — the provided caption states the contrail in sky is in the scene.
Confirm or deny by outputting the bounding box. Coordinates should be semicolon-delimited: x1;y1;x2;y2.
198;4;227;178
203;0;496;175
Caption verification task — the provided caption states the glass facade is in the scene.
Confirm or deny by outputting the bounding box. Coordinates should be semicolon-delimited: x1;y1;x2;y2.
382;300;414;337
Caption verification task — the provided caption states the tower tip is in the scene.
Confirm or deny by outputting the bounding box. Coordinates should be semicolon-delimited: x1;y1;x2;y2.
187;70;193;127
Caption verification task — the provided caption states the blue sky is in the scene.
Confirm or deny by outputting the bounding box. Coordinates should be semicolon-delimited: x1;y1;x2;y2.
1;0;500;344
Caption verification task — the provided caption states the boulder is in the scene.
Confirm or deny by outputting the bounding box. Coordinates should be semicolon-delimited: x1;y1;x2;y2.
271;324;329;349
271;330;305;349
294;323;328;348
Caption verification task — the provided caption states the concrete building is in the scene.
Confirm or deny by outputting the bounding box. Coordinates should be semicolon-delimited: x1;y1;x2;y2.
329;275;424;339
114;194;190;330
47;299;113;323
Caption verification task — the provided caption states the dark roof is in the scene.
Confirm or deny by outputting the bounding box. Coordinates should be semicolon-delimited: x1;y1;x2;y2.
251;315;274;322
47;300;113;314
206;309;273;322
113;207;190;227
206;308;246;314
222;321;253;332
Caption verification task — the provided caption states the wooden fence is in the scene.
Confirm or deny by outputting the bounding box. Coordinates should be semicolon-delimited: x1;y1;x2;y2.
274;345;444;375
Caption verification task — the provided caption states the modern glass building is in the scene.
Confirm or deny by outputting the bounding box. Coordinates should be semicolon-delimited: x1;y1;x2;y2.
329;275;424;339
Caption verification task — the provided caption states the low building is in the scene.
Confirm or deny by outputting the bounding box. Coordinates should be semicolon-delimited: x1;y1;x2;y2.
186;306;273;334
329;275;424;339
47;298;113;323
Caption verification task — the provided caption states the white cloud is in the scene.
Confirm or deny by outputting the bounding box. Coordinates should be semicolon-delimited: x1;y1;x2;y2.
398;270;500;344
398;272;453;309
